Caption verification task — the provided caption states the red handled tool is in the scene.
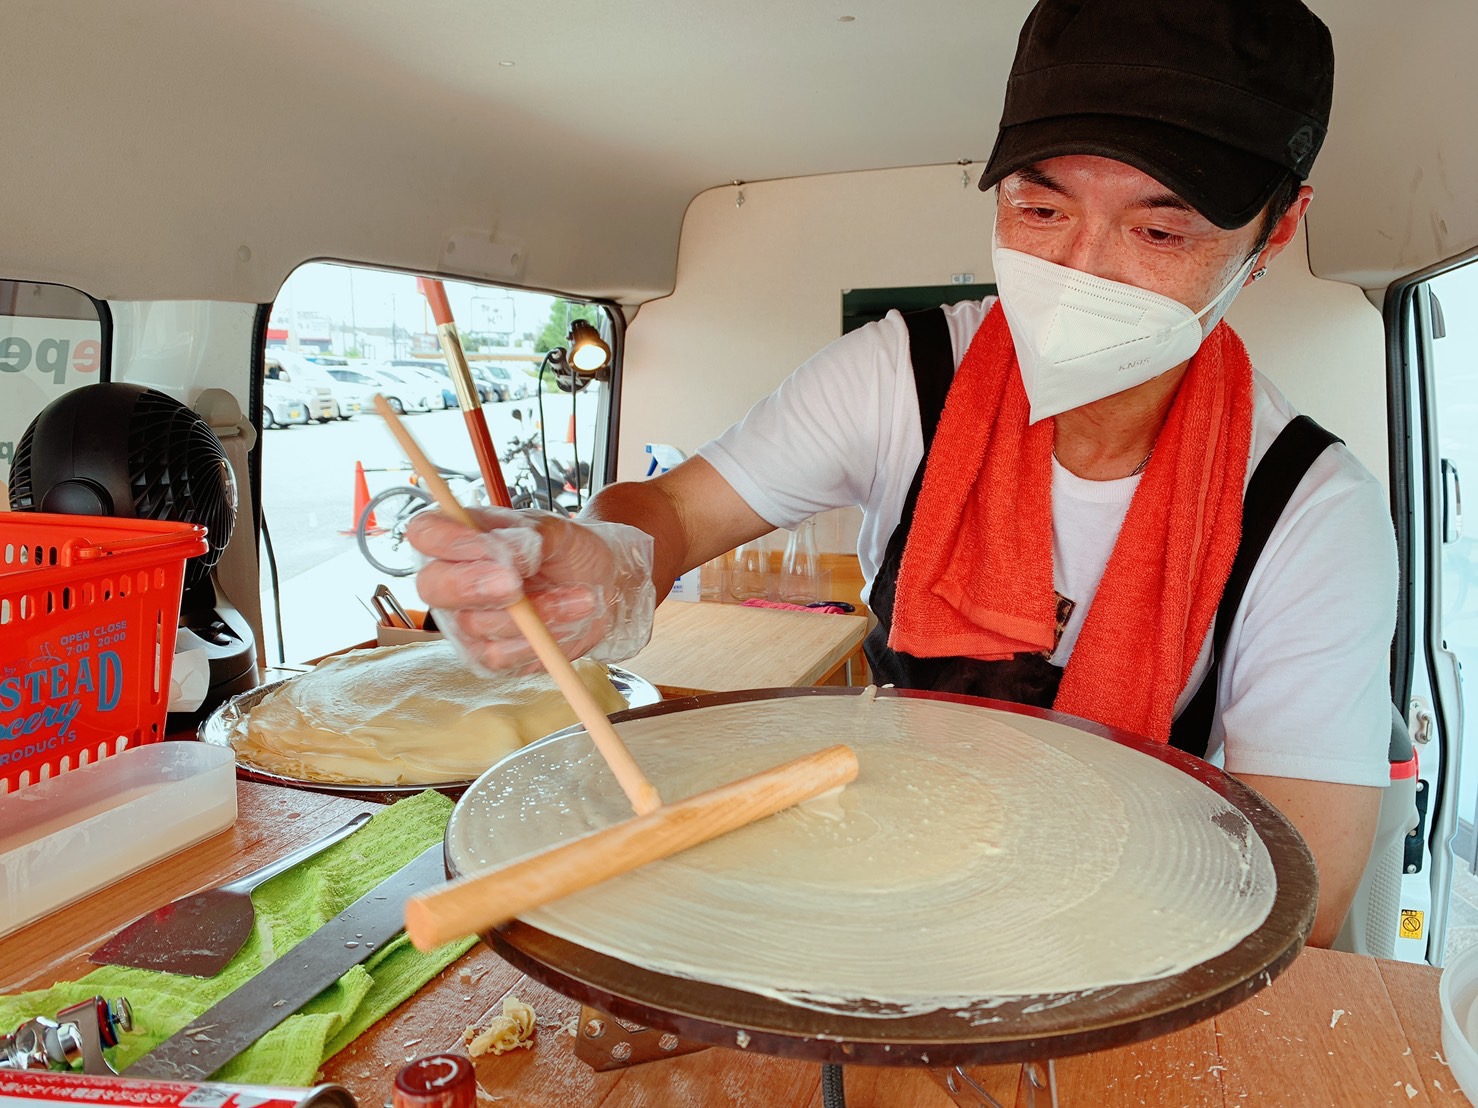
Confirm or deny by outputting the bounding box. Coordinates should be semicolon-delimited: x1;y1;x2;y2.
415;277;512;508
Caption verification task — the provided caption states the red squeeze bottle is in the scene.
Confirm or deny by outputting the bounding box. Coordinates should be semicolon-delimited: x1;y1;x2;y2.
393;1054;476;1108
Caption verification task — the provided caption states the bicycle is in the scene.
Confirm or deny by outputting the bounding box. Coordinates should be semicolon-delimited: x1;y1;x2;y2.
353;435;583;575
355;464;488;576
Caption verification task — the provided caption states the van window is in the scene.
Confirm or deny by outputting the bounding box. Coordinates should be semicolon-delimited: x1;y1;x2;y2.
841;282;997;334
258;261;614;663
0;280;108;501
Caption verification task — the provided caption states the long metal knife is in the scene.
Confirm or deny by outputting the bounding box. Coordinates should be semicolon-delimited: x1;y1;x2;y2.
125;843;446;1081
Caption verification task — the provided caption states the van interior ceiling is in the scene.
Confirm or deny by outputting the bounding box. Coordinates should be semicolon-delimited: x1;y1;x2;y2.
5;3;1478;1095
2;1;1472;305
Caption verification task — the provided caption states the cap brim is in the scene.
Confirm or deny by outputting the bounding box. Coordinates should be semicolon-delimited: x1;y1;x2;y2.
978;114;1289;230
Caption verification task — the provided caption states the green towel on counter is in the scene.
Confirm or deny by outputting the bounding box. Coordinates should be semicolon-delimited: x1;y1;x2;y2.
0;788;476;1086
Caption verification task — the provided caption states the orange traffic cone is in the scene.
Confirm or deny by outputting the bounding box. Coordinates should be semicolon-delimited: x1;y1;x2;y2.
342;461;377;534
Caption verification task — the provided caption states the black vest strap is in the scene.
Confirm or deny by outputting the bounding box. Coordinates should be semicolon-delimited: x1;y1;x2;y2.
890;307;958;537
1167;414;1342;756
904;307;955;454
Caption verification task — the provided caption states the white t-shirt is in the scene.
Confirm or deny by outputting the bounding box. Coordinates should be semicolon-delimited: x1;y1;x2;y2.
699;299;1399;788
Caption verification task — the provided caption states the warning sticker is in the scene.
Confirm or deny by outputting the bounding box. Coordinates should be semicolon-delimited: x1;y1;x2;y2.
1400;909;1425;940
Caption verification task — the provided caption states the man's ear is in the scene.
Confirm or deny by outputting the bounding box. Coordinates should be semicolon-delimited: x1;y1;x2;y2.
1255;184;1314;270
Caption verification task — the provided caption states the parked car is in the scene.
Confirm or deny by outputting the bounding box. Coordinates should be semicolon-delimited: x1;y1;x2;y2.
385;359;458;408
261;376;313;428
389;358;494;404
280;355;361;418
362;365;445;413
479;363;529;401
321;367;386;415
469;365;500;402
264;351;337;421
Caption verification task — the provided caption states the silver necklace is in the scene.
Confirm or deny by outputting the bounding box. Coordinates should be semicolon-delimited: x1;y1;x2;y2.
1053;448;1154;478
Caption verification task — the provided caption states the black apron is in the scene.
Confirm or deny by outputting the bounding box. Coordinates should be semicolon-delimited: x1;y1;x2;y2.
861;306;1341;758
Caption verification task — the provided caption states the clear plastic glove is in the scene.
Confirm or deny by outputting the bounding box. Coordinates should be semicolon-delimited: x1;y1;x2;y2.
406;506;656;674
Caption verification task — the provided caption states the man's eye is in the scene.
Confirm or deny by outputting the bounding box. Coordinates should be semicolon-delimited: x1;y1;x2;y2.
1023;206;1059;220
1139;227;1186;246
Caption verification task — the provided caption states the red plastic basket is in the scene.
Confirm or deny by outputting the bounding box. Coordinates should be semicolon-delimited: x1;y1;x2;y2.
0;513;209;793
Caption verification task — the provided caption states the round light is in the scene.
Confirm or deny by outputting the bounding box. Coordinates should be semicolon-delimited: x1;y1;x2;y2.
571;343;608;373
566;320;611;374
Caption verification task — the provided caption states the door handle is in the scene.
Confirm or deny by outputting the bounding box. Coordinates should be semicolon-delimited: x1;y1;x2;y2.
1443;457;1463;544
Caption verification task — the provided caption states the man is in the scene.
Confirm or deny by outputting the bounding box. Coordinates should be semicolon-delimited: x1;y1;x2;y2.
409;0;1397;947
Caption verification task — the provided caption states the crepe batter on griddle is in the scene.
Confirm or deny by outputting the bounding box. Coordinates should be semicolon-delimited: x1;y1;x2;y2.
448;695;1276;1015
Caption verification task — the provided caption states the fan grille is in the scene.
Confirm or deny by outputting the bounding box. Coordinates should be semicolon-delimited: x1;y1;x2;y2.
9;385;236;591
8;420;36;511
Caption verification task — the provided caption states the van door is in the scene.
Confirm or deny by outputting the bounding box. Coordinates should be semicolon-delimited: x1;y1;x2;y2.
1396;259;1477;964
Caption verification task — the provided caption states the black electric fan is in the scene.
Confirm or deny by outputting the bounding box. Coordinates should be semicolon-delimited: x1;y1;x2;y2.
8;382;258;713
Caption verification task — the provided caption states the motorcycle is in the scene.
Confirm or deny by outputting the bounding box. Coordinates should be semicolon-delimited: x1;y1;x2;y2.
504;409;589;516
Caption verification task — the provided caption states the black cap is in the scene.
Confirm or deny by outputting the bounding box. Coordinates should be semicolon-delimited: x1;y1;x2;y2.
978;0;1334;229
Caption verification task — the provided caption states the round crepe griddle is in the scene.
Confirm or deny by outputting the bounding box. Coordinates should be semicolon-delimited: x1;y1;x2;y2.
446;687;1316;1067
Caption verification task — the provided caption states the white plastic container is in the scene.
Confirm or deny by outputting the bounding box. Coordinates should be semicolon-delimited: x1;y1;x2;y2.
0;742;238;937
1438;941;1478;1103
665;565;703;602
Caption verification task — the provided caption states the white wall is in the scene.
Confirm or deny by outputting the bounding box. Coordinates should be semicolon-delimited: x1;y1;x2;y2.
620;165;994;551
620;165;1389;553
1226;232;1390;491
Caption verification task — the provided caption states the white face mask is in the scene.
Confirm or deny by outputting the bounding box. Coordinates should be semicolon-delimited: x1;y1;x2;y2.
991;243;1258;423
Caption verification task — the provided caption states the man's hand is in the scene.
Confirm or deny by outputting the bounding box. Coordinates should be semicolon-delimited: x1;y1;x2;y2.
1235;773;1383;948
407;507;654;673
407;458;773;675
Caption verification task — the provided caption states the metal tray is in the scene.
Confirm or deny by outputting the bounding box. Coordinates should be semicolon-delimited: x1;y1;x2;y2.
199;664;661;800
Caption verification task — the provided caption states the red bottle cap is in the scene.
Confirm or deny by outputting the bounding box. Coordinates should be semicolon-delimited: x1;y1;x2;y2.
393;1054;475;1108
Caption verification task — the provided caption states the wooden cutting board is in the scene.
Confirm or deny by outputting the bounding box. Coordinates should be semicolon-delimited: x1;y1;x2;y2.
621;602;868;698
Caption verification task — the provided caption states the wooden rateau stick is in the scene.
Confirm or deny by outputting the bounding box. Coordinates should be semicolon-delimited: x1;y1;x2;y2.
374;394;662;816
404;743;859;951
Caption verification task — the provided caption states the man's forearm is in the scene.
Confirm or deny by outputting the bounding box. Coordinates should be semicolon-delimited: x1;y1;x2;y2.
582;457;776;602
1235;773;1382;947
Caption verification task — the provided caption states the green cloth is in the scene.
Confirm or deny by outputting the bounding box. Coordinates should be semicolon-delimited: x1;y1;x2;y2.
0;789;476;1085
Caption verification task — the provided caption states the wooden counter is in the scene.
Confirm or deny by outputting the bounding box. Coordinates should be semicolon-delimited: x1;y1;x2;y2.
622;600;870;698
2;780;1470;1108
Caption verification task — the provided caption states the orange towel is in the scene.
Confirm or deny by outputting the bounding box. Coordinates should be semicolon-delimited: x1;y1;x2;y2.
889;302;1253;743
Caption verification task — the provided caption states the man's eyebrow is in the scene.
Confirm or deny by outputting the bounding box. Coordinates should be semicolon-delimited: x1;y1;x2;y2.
1136;191;1199;216
1008;166;1072;197
1007;165;1203;217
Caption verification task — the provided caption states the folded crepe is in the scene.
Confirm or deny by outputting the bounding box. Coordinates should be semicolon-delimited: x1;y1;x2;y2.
232;640;626;784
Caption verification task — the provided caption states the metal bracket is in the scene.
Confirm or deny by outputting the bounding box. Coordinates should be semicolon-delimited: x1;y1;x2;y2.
935;1061;1059;1108
571;1005;709;1072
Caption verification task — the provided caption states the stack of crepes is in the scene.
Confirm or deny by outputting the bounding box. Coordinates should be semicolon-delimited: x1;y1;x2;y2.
231;640;626;785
